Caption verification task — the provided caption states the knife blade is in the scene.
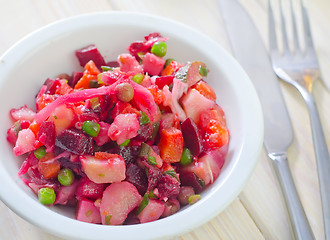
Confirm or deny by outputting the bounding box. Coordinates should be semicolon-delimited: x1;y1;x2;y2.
219;0;315;239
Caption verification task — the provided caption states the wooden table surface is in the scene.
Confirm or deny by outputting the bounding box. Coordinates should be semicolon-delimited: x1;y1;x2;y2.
1;0;329;239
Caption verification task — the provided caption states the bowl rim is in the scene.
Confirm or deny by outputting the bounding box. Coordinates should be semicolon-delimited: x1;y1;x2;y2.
0;11;263;240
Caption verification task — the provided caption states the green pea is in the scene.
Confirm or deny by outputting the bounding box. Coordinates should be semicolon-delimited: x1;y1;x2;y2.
58;168;75;186
151;41;167;57
38;187;56;205
132;73;144;84
82;121;100;137
140;111;150;125
180;148;193;166
34;146;46;159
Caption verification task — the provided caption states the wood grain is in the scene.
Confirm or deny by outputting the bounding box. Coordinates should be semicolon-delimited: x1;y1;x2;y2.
0;0;329;239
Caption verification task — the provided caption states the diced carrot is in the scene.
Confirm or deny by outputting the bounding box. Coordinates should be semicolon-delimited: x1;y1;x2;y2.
37;152;61;179
110;102;140;120
147;85;165;105
84;60;101;75
74;73;97;90
74;60;100;90
193;81;216;101
55;80;74;95
37;94;55;111
199;108;226;130
204;120;229;149
158;127;183;163
161;162;175;172
95;152;118;160
161;61;181;76
29;122;41;137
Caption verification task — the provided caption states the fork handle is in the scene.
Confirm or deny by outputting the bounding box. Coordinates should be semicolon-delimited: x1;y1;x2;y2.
269;153;315;240
303;90;330;240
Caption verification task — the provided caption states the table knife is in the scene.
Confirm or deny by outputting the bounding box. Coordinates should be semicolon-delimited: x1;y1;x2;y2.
218;0;315;239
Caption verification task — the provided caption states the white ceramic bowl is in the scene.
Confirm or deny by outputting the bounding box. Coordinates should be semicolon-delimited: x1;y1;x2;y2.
0;12;263;240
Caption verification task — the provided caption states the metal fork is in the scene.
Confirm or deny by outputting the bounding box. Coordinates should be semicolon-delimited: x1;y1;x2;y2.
269;0;330;239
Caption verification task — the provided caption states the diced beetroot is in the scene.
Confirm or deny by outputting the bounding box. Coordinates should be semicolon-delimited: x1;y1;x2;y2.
128;41;148;59
161;198;180;217
107;145;141;165
100;181;142;225
80;154;126;184
108;113;140;145
48;104;75;134
154;75;174;89
55;128;94;155
75;44;106;70
159;113;180;132
75;177;106;200
181;118;203;156
142;53;165;76
178;186;195;205
128;32;167;59
94;121;110;146
124;211;140;225
70;71;84;88
76;198;102;224
106;61;119;68
13;128;37;156
181;88;215;124
157;174;180;200
43;78;61;95
130;80;161;123
138;159;163;191
10;105;36;122
125;163;148;195
117;53;143;74
179;171;205;193
138;199;165;224
58;155;86;177
158;127;183;163
78;109;100;123
144;32;162;41
133;124;153;142
37;121;56;152
54;180;79;205
7;125;18;145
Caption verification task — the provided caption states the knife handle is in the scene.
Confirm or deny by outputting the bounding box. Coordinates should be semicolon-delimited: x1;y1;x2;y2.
269;152;315;240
